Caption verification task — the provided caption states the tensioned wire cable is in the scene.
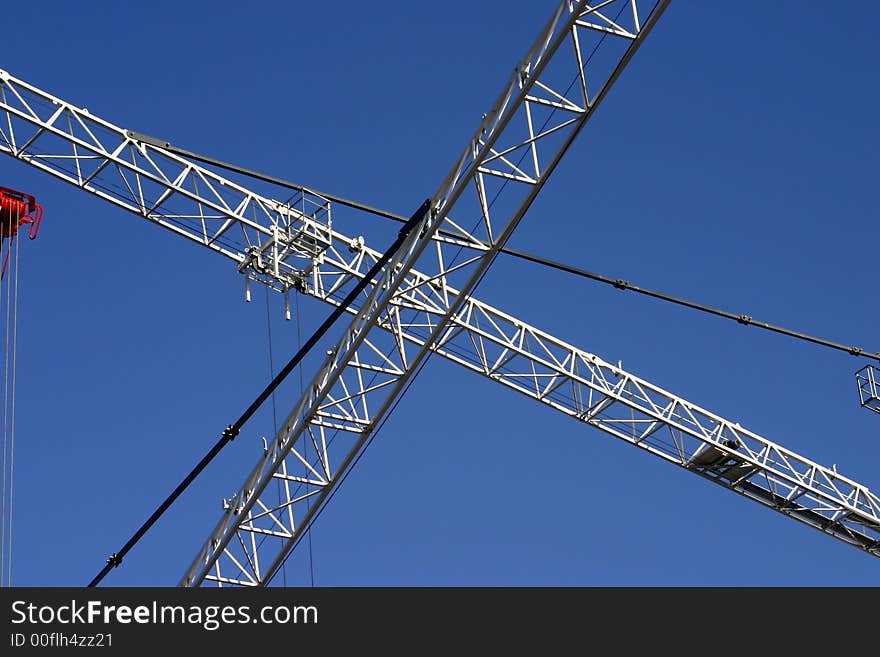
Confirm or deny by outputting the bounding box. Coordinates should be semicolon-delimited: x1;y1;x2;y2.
0;203;22;588
156;142;880;366
31;93;876;365
263;286;316;587
263;285;287;587
8;215;20;587
0;232;6;586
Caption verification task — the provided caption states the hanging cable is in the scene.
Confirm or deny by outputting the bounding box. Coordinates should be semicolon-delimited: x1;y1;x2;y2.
0;202;22;587
295;292;316;588
263;286;314;587
0;188;41;587
87;199;431;587
263;285;287;587
499;248;880;362
0;221;10;587
7;221;19;587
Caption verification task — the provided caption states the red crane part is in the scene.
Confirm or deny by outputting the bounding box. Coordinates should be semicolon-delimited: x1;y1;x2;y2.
0;186;42;240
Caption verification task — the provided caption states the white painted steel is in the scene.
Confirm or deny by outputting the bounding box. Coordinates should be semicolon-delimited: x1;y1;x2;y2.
1;1;877;587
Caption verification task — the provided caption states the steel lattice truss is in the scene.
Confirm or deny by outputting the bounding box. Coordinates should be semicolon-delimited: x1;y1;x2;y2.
0;0;877;587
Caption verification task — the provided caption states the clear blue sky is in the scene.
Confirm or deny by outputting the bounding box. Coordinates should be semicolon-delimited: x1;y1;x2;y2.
2;1;878;586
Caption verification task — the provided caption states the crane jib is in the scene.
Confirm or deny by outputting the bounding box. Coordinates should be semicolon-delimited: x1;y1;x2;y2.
0;0;877;588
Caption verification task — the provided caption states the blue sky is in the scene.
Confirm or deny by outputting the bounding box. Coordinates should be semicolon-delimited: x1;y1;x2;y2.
2;1;878;586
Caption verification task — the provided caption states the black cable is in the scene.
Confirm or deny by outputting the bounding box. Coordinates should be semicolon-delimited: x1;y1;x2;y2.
125;131;880;364
126;130;405;225
500;248;880;363
88;198;431;587
263;285;288;587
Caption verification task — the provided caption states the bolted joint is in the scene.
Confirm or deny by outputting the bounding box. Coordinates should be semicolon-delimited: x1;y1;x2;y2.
738;315;752;325
239;246;267;275
222;425;240;443
613;279;629;290
106;553;122;568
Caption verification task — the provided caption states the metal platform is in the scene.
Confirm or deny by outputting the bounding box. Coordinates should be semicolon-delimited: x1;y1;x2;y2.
856;365;880;414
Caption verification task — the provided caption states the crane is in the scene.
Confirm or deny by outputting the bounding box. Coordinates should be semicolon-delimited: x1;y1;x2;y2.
1;0;878;585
